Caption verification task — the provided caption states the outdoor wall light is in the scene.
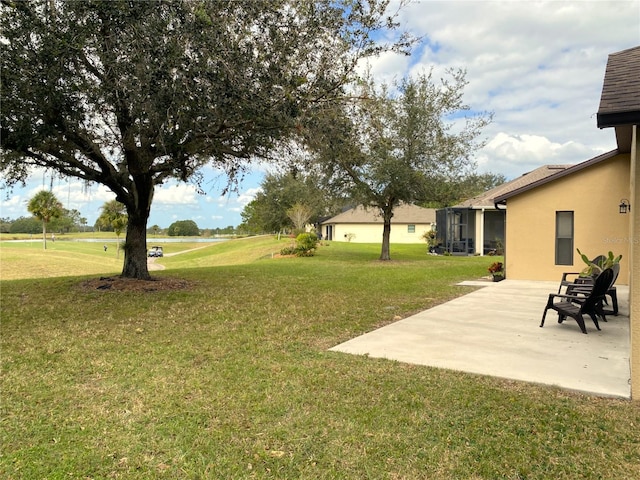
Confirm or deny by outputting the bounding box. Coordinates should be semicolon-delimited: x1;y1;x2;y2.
619;199;631;214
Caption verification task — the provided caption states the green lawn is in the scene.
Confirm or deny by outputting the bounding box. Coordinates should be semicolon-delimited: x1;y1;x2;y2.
1;238;639;479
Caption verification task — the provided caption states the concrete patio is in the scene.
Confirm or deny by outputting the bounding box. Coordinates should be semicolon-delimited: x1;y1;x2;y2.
330;279;631;398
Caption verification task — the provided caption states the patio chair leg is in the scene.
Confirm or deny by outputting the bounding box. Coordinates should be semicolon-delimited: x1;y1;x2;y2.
540;308;548;327
573;315;588;334
588;313;601;331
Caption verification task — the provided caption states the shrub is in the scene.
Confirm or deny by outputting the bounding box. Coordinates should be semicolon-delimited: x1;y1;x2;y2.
279;233;319;257
295;232;318;257
280;246;297;256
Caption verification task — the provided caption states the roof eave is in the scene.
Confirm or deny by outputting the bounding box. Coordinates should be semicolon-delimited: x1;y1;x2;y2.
493;149;620;203
597;111;640;129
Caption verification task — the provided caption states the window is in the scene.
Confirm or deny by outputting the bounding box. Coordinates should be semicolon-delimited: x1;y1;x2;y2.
407;224;416;233
555;211;573;265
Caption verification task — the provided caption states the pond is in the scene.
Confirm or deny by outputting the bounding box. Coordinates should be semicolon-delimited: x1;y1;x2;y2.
74;237;229;243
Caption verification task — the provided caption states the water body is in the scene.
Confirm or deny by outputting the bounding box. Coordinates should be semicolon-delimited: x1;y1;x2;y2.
75;238;229;243
3;237;230;244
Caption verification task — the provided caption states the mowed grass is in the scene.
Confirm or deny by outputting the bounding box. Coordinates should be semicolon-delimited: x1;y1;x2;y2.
0;235;267;280
0;239;124;280
1;238;639;479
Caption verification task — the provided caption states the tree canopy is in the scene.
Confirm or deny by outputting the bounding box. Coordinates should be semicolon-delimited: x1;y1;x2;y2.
96;200;127;235
240;170;345;234
167;219;200;237
1;0;411;279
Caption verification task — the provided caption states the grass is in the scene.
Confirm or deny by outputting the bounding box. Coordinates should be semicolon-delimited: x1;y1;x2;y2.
1;238;639;479
0;234;263;280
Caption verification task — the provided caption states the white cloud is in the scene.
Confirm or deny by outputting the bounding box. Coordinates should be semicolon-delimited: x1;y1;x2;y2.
235;187;261;206
154;183;199;205
50;181;114;210
477;132;597;178
0;194;26;218
363;0;639;179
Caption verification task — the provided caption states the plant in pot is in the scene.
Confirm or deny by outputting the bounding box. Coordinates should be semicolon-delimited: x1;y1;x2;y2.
577;249;622;277
488;261;505;281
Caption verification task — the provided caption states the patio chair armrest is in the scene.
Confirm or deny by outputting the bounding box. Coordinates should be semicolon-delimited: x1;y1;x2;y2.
549;293;586;301
560;272;581;282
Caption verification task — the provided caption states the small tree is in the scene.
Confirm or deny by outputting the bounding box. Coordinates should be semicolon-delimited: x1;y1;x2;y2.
287;203;314;233
27;190;63;249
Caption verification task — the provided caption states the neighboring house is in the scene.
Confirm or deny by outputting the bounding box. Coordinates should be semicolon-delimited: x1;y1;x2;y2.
436;165;570;255
495;45;639;399
321;204;436;244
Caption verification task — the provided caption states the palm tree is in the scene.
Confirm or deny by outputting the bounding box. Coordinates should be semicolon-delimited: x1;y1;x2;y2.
27;190;63;250
97;200;128;258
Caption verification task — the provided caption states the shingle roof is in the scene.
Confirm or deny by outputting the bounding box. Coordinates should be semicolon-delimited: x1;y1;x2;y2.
494;149;620;203
597;46;640;128
454;165;571;208
322;203;436;225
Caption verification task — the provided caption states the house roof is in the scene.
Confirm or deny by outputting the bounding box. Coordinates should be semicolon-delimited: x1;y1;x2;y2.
322;204;436;225
453;165;571;209
597;46;640;128
494;149;620;203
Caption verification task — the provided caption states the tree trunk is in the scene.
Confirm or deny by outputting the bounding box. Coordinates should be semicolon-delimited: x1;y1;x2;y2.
120;174;154;280
379;204;395;261
121;211;151;279
42;221;47;250
380;213;393;261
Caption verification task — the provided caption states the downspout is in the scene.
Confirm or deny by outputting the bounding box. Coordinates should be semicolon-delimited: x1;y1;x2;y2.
495;200;507;275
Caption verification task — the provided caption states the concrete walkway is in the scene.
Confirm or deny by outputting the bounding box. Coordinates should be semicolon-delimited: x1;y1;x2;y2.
330;279;631;398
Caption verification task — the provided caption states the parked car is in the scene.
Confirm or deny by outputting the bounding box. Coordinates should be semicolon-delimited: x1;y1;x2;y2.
148;246;163;257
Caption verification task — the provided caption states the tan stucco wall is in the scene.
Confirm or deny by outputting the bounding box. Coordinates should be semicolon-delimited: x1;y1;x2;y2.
327;223;433;244
629;126;639;399
504;153;631;283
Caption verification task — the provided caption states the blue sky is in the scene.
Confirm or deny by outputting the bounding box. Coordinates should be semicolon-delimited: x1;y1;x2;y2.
1;0;639;229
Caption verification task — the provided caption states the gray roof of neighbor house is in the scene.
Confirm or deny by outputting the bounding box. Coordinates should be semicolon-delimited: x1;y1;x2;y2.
453;165;571;209
322;204;436;225
597;46;640;128
494;149;620;203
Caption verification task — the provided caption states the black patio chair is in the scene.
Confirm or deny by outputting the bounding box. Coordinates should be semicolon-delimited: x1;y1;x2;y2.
540;268;614;334
556;255;606;294
565;263;620;317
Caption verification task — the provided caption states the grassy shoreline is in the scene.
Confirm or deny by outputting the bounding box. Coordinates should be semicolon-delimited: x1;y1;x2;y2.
1;239;639;479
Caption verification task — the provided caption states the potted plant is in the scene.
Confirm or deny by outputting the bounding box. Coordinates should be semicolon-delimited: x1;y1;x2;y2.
488;261;505;282
576;249;622;277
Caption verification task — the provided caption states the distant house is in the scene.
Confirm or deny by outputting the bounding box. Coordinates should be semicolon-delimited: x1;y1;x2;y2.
321;204;436;244
495;46;639;398
436;165;570;255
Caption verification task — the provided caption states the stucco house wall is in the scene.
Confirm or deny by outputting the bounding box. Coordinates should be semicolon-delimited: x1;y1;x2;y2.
322;204;436;244
503;152;631;283
629;126;639;397
331;222;433;244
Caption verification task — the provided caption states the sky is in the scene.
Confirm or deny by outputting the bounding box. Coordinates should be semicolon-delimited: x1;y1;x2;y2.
1;0;639;229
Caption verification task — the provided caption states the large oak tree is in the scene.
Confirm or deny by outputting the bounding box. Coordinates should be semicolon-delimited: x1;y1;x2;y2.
1;0;411;279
